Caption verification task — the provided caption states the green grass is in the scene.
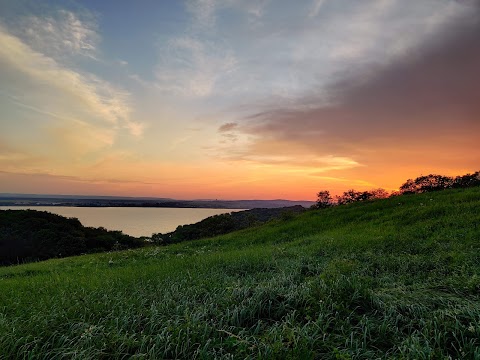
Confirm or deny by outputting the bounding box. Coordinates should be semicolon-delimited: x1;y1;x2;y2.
1;187;479;359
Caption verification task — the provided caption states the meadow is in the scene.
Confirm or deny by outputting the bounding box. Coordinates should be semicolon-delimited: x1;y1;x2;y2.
0;187;479;359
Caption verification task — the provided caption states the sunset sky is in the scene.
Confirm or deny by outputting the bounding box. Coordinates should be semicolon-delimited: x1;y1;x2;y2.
0;0;479;200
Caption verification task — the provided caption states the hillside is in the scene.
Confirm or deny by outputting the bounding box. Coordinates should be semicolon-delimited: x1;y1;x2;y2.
0;210;145;265
0;187;479;359
154;205;306;244
0;206;305;265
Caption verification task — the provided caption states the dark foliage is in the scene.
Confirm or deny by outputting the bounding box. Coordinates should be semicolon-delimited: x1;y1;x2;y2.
336;189;368;204
399;174;455;194
452;171;480;189
0;210;145;266
311;190;333;209
399;171;480;195
315;170;478;208
336;188;389;205
152;206;305;245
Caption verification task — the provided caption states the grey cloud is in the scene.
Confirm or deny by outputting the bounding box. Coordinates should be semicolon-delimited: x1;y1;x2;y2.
218;122;238;132
238;9;480;166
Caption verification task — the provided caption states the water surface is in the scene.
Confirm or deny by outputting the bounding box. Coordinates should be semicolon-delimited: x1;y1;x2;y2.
0;206;245;237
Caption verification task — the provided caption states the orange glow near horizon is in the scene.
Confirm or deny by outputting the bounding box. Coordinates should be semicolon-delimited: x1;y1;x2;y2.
1;158;477;200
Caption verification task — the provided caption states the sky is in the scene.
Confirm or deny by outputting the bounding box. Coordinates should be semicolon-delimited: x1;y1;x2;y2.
0;0;479;200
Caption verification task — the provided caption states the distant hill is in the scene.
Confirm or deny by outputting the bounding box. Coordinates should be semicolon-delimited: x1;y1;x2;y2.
154;205;306;244
0;193;314;209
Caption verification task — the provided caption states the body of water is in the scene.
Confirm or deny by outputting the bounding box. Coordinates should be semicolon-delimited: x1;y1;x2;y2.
0;206;245;237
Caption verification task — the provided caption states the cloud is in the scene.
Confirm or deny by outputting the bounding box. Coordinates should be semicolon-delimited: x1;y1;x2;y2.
218;122;238;132
170;1;418;104
232;5;480;174
174;0;468;110
16;9;100;60
0;26;128;124
186;0;269;29
155;36;237;97
231;154;361;171
186;0;217;28
308;0;327;18
217;122;239;143
0;24;140;137
233;0;475;101
124;121;145;137
169;135;194;151
0;18;146;180
215;133;362;171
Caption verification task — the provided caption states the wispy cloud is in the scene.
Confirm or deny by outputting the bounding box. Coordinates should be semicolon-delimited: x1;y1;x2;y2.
308;0;327;18
0;24;140;135
229;154;361;172
218;122;238;132
155;36;237;97
186;0;269;29
16;9;100;60
186;0;217;28
0;20;145;176
124;121;145;138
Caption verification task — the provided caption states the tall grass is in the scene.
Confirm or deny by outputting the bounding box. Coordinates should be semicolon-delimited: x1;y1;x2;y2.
0;187;479;359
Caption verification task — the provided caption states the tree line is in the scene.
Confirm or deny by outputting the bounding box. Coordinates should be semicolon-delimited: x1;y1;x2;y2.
312;170;480;209
0;210;146;266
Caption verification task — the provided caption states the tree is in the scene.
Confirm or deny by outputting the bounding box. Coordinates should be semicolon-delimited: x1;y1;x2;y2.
335;188;389;204
336;189;364;204
369;188;390;199
453;171;480;188
400;174;454;194
399;179;417;194
313;190;333;209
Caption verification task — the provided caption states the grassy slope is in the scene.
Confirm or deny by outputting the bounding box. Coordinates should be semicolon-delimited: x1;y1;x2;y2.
0;187;479;359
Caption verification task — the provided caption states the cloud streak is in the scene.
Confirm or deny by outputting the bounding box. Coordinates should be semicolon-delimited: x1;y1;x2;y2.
0;23;141;137
308;0;327;18
0;15;146;181
155;36;237;97
218;122;238;132
186;0;269;28
15;9;100;60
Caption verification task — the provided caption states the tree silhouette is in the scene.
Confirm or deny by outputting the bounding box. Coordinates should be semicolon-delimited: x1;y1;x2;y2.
453;171;480;188
312;190;333;209
400;174;454;194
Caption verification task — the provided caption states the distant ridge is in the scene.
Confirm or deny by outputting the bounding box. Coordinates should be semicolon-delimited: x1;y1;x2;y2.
0;193;315;209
